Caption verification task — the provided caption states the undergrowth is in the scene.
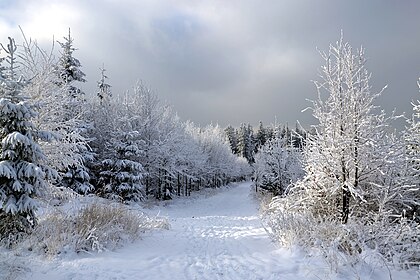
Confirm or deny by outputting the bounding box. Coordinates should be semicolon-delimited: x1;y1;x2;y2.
262;195;420;276
26;201;169;257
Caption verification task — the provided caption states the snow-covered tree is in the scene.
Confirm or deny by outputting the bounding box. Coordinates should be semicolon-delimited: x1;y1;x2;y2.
0;37;50;238
293;36;402;224
52;29;92;194
97;65;112;105
96;130;145;202
237;123;255;163
17;32;92;195
224;125;238;155
124;83;172;197
55;28;86;100
199;124;251;186
404;78;420;220
264;37;418;268
253;136;304;196
254;121;268;153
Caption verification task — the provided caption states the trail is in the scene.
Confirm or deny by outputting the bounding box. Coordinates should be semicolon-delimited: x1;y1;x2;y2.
22;182;418;280
28;182;326;279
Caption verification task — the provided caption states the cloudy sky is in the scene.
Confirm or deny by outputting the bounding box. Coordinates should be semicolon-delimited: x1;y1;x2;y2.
0;0;419;127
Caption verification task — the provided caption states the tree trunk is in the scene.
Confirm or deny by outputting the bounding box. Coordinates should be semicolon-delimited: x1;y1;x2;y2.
177;173;181;196
342;187;350;224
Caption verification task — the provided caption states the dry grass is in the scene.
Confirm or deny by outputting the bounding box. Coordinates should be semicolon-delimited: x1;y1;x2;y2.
27;201;169;256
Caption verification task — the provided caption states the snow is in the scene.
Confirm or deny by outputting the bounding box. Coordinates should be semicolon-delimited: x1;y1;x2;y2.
3;182;418;279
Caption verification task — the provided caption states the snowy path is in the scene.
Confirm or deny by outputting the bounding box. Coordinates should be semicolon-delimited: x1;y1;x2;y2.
22;182;418;280
28;182;324;280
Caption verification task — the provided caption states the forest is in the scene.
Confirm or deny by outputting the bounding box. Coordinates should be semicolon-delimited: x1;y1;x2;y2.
0;29;418;278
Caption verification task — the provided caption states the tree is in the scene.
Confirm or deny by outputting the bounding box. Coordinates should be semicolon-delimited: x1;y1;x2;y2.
53;29;92;194
0;37;50;239
264;37;418;268
55;28;86;99
96;130;145;202
237;123;255;163
295;35;400;224
254;121;268;153
404;78;420;220
19;31;93;195
253;136;304;196
97;65;112;105
224;125;238;155
198;124;251;186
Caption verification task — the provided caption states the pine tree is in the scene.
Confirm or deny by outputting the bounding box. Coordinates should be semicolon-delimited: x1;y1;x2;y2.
96;130;145;202
254;121;267;153
0;38;50;239
224;125;238;155
97;65;112;105
90;76;145;202
237;123;254;163
56;28;86;100
54;29;92;194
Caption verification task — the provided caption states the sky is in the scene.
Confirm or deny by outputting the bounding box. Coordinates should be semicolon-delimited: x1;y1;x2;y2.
0;0;419;128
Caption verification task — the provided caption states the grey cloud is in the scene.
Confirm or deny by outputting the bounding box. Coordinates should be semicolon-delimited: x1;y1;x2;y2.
0;0;419;128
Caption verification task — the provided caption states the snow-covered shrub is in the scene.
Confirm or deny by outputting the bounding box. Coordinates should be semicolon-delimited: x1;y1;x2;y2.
265;195;419;269
28;201;168;256
74;203;145;252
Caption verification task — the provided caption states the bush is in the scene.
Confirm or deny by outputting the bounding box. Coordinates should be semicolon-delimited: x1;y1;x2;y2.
27;201;168;256
0;212;33;249
263;195;420;270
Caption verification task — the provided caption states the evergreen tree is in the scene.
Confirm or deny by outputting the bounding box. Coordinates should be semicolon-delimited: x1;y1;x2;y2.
254;121;267;153
0;38;50;239
237;123;254;163
18;33;92;195
89;72;145;202
97;65;112;105
56;28;86;100
96;130;145;202
224;125;238;155
54;29;92;194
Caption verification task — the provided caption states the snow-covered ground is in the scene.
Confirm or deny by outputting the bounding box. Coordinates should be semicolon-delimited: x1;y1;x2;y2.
3;182;418;280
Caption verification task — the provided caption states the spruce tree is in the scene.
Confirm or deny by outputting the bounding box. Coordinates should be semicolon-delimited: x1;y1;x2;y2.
255;121;267;153
224;125;238;155
97;130;145;202
97;65;112;105
237;123;255;163
55;29;92;194
0;38;49;239
56;28;86;100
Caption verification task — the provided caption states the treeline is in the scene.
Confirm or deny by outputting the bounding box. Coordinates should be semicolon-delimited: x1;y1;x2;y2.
224;121;306;164
0;30;251;238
